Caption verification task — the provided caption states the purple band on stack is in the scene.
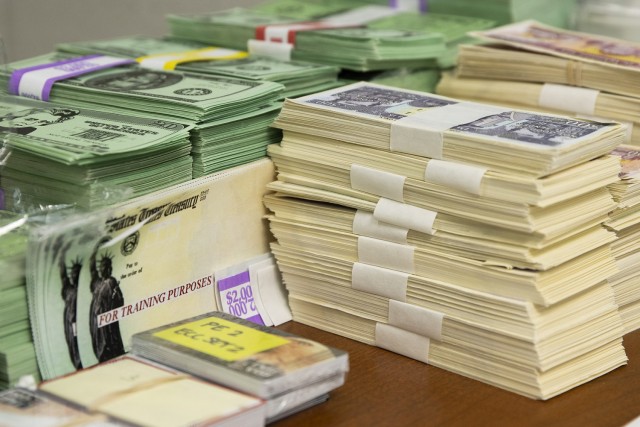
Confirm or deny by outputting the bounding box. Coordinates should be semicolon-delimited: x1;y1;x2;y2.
388;0;428;12
8;55;135;101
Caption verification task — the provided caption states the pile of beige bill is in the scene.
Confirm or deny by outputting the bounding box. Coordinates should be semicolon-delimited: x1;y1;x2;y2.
264;81;629;399
436;20;640;334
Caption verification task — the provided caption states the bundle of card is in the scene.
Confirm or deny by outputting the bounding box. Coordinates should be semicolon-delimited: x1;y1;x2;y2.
131;311;348;421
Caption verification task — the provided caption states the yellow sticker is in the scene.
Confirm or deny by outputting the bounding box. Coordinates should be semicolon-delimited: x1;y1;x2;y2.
152;316;290;361
137;48;248;70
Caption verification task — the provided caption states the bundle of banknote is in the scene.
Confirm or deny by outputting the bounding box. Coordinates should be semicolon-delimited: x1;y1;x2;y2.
607;146;640;334
167;6;495;72
26;158;275;381
56;36;342;99
440;21;640;336
0;95;193;210
263;81;629;398
421;0;576;27
0;210;39;390
456;21;640;99
436;72;640;145
0;52;284;179
264;194;627;399
272;82;625;177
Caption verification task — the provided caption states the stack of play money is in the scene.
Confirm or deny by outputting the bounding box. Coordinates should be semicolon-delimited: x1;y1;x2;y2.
263;82;628;399
0;95;193;210
167;6;494;73
0;210;39;390
422;0;576;27
607;145;640;333
439;21;640;144
0;52;284;180
436;21;640;335
56;36;342;99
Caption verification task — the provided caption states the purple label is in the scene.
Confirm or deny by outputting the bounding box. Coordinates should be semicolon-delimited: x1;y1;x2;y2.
217;270;251;291
8;55;135;101
218;270;266;326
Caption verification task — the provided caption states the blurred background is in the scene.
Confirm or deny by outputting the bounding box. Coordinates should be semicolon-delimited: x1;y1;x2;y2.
3;0;640;64
0;0;261;62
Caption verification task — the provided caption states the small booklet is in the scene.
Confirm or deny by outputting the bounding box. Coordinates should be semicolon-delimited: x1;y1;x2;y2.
131;311;349;400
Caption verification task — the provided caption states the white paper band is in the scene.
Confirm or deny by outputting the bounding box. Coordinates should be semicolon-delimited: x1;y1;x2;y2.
353;210;408;244
538;83;599;116
249;259;292;326
390;102;509;158
248;39;293;62
388;300;444;341
357;236;415;274
424;159;487;195
374;198;437;235
375;323;430;363
351;262;409;301
351;164;405;202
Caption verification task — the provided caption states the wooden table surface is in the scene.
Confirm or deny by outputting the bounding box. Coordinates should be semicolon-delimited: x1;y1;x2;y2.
273;323;640;427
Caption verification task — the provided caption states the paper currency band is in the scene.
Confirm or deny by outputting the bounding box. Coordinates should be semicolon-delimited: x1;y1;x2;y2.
216;270;266;326
357;235;415;273
374;198;437;235
86;374;192;412
9;55;135;101
388;300;444;341
137;48;248;71
250;258;293;326
255;22;337;44
248;40;293;62
375;323;430;363
350;164;406;202
565;60;584;86
351;262;409;301
388;0;428;12
390;101;510;159
538;83;599;116
352;210;409;244
249;5;404;59
424;159;487;196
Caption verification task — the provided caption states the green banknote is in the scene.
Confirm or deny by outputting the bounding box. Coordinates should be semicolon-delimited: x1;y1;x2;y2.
424;0;576;27
56;36;341;98
2;53;284;181
0;96;194;210
0;210;38;390
1;53;284;123
168;7;494;72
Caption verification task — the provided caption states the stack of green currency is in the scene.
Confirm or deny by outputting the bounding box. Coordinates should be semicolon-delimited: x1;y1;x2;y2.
168;1;386;51
167;7;492;72
0;53;284;179
0;210;39;390
424;0;577;27
56;36;342;98
0;96;194;210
